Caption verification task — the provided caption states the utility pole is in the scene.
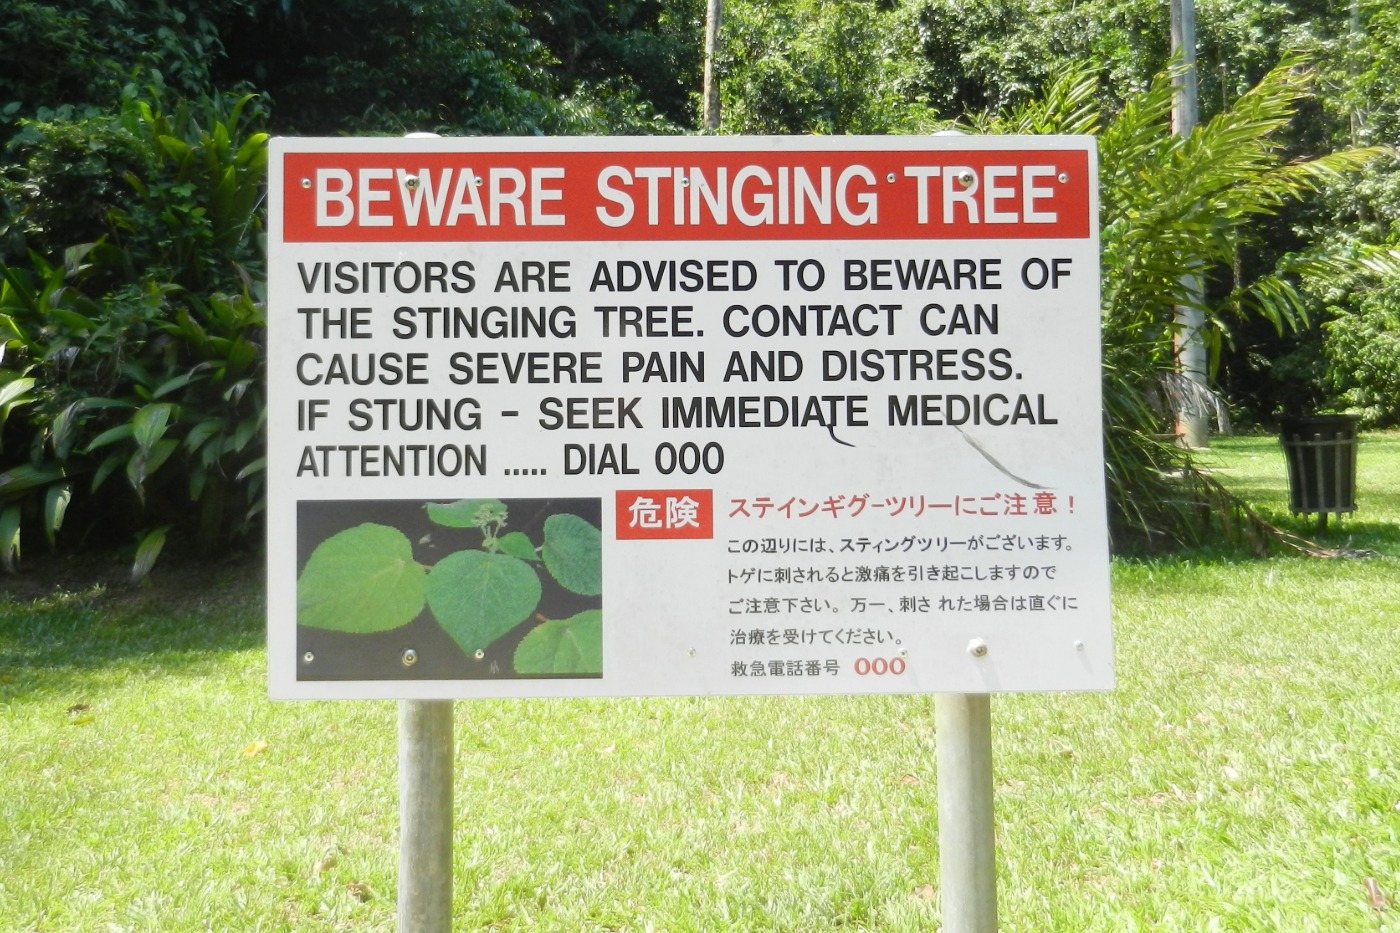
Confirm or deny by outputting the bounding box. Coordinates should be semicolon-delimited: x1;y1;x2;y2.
1171;0;1209;448
1350;0;1362;146
702;0;722;131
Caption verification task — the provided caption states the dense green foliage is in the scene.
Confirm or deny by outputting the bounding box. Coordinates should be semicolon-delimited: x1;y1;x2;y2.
519;0;705;128
1;0;1397;565
1;1;237;118
214;0;560;135
970;59;1388;546
716;0;926;135
1;86;267;573
719;0;1399;432
0;0;690;570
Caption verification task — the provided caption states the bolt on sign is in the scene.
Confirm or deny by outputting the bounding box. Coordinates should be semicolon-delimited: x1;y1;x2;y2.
266;135;1112;700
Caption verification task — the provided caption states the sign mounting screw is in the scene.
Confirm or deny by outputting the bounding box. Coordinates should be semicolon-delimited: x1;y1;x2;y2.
401;649;418;667
967;638;989;658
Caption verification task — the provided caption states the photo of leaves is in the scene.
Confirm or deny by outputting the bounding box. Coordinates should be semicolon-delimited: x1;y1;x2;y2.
295;498;602;681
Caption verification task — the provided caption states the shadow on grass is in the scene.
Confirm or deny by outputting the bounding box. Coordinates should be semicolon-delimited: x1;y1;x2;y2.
0;552;264;699
1175;430;1400;561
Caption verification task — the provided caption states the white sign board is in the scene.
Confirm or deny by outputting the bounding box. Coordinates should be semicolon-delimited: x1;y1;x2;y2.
267;135;1111;699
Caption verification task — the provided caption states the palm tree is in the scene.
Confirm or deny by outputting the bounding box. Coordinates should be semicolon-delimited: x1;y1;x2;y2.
976;59;1391;549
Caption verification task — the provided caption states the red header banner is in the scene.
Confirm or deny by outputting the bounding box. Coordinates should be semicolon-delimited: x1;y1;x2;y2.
280;148;1091;243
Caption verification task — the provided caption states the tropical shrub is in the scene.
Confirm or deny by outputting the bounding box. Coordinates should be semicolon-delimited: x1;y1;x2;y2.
0;86;267;575
0;114;152;263
717;0;930;135
1321;279;1400;425
0;0;239;123
977;59;1386;548
520;0;705;129
214;0;562;136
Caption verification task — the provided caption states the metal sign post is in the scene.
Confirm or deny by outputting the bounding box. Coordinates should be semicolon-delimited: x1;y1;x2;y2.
936;692;997;932
398;700;454;933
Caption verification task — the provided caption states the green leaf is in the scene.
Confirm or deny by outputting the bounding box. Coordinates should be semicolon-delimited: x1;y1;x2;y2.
235;457;265;481
43;484;70;546
424;499;508;529
83;423;134;454
426;550;540;654
298;523;427;633
153;371;203;399
132;403;176;452
183;418;224;453
513;610;602;676
49;400;87;459
126;438;178;494
91;452;124;492
498;531;538;562
157;134;192;163
131;525;171;584
541;513;602;596
0;464;65;497
228;416;258;453
0;505;19;572
49;308;95;333
0;376;35;409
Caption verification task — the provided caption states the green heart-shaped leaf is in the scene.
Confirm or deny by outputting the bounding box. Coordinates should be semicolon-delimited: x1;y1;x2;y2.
426;550;540;654
498;530;538;562
541;513;601;595
425;499;507;529
298;523;427;632
514;610;602;675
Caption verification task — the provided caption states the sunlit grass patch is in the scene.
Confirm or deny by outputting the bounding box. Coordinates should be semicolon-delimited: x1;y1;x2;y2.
1;434;1397;930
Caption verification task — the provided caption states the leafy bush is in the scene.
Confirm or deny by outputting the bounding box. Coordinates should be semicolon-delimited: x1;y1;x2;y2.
0;115;152;262
717;0;929;134
978;60;1385;549
1;1;246;124
519;0;704;129
0;86;267;575
214;0;562;135
1322;279;1400;425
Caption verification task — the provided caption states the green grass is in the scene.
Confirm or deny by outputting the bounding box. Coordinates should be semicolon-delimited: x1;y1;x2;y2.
1198;429;1400;556
1;434;1398;931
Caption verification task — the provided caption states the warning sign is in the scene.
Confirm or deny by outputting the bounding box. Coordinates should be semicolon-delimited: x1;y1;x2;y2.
266;135;1112;700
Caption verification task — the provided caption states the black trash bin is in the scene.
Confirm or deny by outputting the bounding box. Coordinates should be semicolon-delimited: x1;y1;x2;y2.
1278;414;1360;529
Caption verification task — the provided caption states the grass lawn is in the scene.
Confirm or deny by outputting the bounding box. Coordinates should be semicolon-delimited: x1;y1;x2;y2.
1;433;1397;931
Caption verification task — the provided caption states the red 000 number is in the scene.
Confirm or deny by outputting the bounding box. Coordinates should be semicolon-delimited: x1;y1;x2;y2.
854;657;906;676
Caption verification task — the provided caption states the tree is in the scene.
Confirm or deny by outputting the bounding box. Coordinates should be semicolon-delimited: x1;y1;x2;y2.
519;0;705;128
715;0;929;135
975;60;1388;546
899;0;1398;425
213;0;561;136
0;0;244;126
